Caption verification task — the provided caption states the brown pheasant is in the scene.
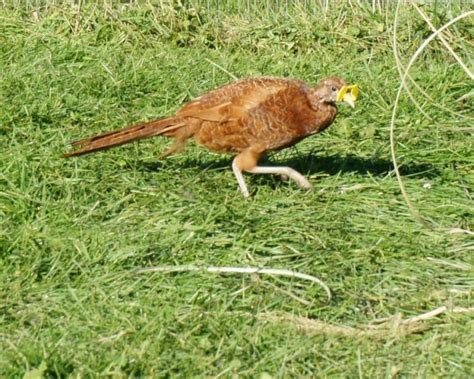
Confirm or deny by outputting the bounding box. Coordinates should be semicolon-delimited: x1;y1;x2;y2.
64;76;358;197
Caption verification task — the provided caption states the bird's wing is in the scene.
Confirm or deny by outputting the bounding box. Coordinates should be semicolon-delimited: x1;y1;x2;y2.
177;78;303;122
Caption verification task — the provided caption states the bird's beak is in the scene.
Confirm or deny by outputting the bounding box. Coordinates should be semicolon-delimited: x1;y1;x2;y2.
343;93;356;108
337;84;359;108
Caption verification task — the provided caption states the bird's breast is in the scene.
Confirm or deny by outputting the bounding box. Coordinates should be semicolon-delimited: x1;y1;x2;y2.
304;106;338;135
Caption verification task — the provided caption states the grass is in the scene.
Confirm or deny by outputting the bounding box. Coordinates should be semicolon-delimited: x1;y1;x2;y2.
1;1;473;377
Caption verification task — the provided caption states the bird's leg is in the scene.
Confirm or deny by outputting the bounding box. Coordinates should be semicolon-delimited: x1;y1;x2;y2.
232;147;264;198
232;158;250;198
160;139;187;159
263;155;288;181
160;122;199;159
232;147;311;197
247;166;312;189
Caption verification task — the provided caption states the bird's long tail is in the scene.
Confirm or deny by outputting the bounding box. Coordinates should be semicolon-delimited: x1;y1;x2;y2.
63;117;185;157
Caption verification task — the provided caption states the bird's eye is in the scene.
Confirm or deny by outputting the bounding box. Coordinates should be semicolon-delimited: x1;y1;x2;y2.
331;86;337;92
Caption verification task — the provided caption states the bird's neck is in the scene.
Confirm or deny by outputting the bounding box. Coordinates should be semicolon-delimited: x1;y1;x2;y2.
302;87;338;134
306;101;338;134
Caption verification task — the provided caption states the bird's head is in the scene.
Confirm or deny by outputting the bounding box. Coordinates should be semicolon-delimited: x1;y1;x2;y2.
312;77;359;109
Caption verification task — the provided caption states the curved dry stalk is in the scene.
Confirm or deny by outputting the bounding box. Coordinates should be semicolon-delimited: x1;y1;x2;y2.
262;305;474;338
390;5;474;227
392;7;432;120
135;264;332;301
393;6;473;122
393;47;473;121
439;227;474;235
401;306;474;324
393;49;432;120
413;3;474;80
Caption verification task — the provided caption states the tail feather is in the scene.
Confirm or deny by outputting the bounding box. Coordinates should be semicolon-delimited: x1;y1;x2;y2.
64;117;184;157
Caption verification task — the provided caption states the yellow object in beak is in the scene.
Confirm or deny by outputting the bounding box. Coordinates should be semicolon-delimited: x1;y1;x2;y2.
337;84;359;108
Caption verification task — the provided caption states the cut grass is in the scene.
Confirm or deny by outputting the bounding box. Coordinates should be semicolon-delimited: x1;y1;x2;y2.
1;2;473;377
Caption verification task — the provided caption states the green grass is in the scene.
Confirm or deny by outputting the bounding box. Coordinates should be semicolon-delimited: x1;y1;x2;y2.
1;2;473;377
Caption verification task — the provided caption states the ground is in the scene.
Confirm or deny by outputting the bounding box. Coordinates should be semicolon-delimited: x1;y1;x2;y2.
1;2;473;377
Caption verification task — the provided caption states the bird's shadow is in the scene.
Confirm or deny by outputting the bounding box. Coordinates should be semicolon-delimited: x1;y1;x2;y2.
138;152;440;179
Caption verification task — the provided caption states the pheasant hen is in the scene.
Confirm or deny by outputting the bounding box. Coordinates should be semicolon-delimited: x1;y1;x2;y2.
64;76;358;197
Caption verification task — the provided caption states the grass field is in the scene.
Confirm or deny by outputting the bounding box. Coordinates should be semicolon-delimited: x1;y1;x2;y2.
1;1;473;377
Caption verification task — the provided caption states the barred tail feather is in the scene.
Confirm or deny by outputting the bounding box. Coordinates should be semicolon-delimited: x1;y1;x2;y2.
63;117;184;157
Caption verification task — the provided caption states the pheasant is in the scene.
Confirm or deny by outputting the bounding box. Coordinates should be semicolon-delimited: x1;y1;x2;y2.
64;76;358;197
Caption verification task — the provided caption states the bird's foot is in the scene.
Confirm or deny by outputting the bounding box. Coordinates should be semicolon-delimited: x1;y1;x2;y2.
249;166;312;190
295;176;312;190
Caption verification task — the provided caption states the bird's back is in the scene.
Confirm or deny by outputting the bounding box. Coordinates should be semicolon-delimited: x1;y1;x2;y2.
178;77;322;153
179;76;306;117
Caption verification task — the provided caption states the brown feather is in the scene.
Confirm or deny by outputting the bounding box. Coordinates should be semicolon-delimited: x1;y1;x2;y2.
64;76;353;196
177;81;287;122
63;117;184;157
